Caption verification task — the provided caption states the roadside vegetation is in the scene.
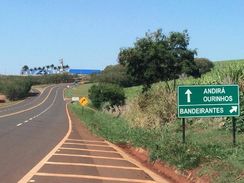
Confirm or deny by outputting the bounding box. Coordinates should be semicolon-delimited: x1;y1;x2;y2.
0;74;75;101
65;83;93;98
67;29;244;182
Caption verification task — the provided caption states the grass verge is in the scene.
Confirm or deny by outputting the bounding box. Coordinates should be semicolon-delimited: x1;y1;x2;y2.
70;104;244;182
65;83;93;98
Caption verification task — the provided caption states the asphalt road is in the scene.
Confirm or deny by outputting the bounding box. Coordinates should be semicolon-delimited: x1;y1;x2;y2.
0;85;68;182
0;84;168;183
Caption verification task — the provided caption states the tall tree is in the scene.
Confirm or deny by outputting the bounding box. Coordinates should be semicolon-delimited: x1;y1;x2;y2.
22;65;29;71
118;29;199;91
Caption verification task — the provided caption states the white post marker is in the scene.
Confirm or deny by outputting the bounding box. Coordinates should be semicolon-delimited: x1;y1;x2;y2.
185;89;192;103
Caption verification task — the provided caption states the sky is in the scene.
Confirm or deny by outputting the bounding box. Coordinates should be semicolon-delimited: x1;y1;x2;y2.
0;0;244;75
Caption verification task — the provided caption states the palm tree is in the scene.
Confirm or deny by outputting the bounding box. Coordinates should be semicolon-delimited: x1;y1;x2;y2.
21;65;29;75
22;65;29;71
29;68;33;75
65;65;70;70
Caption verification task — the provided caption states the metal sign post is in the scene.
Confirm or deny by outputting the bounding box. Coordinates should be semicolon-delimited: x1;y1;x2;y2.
182;118;186;143
232;117;236;146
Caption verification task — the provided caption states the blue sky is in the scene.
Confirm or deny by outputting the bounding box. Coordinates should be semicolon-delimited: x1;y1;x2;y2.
0;0;244;74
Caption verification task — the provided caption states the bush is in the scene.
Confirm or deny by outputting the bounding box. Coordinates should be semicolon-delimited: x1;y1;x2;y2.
0;78;32;100
125;82;176;129
88;83;126;110
194;58;214;75
30;73;75;85
0;74;75;101
90;64;136;87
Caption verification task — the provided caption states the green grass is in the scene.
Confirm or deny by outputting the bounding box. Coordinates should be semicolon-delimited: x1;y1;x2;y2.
65;82;142;102
124;85;142;101
71;103;244;182
70;104;131;143
65;83;93;98
68;59;244;182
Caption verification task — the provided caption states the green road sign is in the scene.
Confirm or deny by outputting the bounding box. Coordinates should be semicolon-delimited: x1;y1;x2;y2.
177;85;240;118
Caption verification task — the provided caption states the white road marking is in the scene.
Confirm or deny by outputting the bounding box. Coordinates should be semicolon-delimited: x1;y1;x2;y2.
17;89;58;128
18;103;72;183
0;86;52;114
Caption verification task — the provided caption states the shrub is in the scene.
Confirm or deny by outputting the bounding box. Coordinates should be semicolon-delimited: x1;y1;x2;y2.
0;78;32;100
90;64;136;87
194;58;214;75
124;82;176;129
0;74;74;101
30;73;75;85
88;83;126;110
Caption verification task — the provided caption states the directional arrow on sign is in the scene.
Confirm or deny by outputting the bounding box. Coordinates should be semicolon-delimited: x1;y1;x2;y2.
185;89;192;103
230;106;238;113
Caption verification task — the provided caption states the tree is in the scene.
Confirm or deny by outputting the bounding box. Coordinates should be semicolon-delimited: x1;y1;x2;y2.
21;65;29;75
65;65;70;69
118;29;199;91
50;64;54;73
91;64;136;87
194;58;214;75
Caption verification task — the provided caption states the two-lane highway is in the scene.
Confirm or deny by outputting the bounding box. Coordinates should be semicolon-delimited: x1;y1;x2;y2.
0;85;69;182
0;85;54;118
0;84;168;183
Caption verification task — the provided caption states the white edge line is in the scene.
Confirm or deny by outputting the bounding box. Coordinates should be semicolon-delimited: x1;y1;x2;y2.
0;86;56;118
18;102;71;183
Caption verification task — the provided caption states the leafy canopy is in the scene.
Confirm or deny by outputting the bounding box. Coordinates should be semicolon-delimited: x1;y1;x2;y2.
88;83;125;110
118;29;199;91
